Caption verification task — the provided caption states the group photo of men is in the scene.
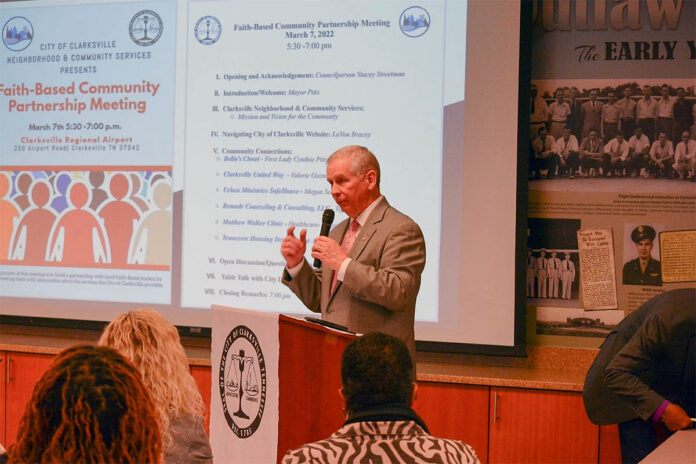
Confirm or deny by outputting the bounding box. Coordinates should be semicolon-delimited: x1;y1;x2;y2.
526;218;581;304
529;82;696;181
526;248;577;301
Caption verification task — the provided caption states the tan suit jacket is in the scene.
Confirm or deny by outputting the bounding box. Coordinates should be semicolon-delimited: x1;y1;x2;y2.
282;197;426;358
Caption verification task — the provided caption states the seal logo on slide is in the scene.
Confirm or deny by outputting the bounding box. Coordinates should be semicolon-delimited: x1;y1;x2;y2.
129;10;163;46
399;6;430;38
3;16;34;52
194;16;222;45
219;325;267;438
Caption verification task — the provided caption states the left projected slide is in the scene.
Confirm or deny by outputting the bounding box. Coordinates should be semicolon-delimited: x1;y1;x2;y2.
0;1;176;304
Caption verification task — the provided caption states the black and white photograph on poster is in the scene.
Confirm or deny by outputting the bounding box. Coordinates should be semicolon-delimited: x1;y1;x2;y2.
536;306;624;338
622;222;665;287
527;218;581;305
529;0;696;336
529;78;695;192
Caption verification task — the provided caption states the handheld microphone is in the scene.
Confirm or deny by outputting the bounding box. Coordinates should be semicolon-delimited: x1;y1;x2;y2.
313;208;335;268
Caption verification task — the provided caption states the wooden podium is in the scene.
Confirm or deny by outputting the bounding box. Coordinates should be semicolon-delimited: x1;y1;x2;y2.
276;314;355;461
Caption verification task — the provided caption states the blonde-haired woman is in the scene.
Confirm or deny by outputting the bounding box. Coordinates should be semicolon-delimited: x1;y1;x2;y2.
99;308;213;464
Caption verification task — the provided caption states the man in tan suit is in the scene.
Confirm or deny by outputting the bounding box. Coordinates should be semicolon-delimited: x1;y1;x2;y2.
280;145;426;359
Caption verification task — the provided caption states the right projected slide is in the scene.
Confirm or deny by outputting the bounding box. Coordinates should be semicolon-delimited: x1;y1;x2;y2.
181;1;453;322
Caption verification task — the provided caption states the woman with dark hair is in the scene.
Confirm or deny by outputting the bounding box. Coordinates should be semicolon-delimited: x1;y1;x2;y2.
8;345;161;463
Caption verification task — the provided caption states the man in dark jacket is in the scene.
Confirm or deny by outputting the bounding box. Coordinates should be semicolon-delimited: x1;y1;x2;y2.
582;288;695;463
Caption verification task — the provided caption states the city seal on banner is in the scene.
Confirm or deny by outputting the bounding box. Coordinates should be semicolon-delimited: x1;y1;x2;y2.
219;324;267;438
129;10;163;47
194;16;222;46
399;6;430;38
2;16;34;52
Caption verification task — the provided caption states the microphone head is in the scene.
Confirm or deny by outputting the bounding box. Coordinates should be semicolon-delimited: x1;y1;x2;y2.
322;208;335;224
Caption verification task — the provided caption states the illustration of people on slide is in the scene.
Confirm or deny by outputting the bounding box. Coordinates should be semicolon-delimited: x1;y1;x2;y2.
9;179;58;264
129;172;149;213
49;172;72;213
2;169;172;268
88;171;109;211
97;173;141;265
46;181;110;266
12;172;33;211
0;173;21;260
129;179;172;266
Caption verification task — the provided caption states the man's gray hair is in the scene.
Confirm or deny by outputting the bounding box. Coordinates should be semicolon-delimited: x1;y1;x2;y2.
328;145;381;187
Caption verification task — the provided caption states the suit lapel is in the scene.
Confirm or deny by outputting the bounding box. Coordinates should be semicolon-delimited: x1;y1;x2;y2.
350;198;388;261
325;198;390;305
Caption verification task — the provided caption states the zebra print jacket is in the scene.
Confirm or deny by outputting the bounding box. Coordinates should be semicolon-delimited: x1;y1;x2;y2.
282;405;480;464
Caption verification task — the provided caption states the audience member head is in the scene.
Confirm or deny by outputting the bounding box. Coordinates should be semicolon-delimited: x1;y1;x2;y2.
9;345;161;463
99;308;206;449
340;332;414;416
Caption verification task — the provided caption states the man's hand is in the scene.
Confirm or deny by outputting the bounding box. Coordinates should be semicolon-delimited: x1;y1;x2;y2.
312;236;348;271
281;226;307;268
661;403;693;432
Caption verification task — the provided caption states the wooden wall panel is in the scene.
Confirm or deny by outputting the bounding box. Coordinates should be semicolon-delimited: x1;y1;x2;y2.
488;387;598;464
413;382;490;463
5;352;54;446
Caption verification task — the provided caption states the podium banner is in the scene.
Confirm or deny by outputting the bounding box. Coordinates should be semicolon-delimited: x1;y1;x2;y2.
210;305;280;464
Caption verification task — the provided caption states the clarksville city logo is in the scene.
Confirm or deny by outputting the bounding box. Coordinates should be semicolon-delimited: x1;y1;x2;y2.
129;10;163;46
194;16;222;45
3;16;34;51
219;325;266;438
399;6;430;38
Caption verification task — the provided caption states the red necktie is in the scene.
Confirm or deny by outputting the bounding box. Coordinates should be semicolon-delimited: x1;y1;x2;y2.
331;219;359;293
